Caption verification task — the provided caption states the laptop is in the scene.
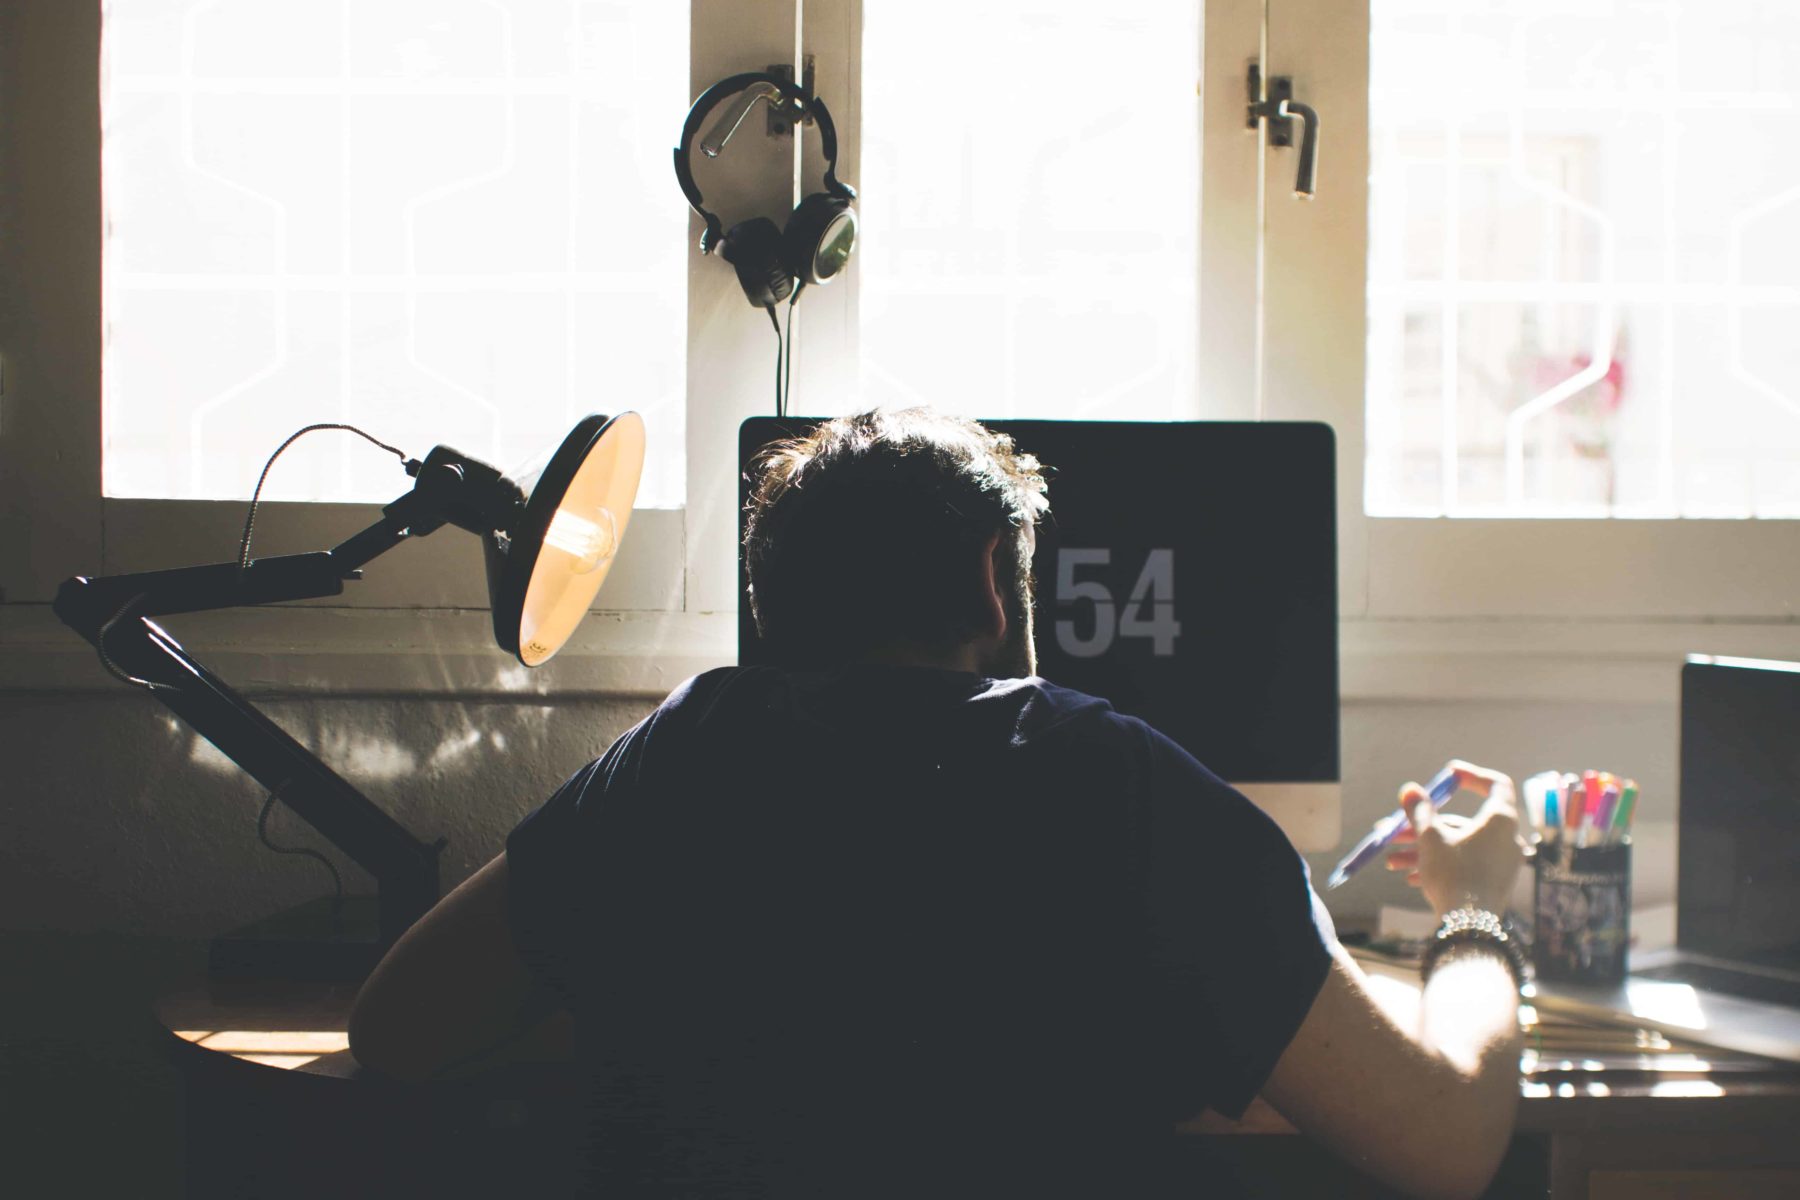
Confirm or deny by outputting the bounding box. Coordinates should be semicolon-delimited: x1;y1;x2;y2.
1531;655;1800;1063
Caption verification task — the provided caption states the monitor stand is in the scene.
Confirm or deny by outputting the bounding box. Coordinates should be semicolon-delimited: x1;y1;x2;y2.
1238;782;1342;853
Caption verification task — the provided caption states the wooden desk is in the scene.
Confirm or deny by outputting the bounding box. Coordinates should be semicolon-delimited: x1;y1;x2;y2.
157;979;585;1199
1183;954;1800;1198
160;970;1800;1200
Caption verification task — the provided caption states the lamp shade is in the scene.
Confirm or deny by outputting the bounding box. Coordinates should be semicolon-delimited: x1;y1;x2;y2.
489;411;645;666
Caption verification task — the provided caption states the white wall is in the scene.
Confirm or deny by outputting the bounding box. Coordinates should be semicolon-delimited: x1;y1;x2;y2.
0;619;1710;940
0;683;656;938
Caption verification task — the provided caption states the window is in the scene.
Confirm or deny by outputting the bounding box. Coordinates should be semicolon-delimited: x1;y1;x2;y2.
11;1;1793;635
856;0;1201;420
1367;0;1800;518
102;0;688;508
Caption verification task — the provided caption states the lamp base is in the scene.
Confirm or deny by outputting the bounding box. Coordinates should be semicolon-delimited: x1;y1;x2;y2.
208;895;384;983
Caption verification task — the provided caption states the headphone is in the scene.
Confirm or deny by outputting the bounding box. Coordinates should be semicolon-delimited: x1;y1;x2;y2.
673;72;858;309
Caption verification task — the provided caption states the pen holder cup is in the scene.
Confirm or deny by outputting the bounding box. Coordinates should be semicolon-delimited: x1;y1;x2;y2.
1532;838;1631;985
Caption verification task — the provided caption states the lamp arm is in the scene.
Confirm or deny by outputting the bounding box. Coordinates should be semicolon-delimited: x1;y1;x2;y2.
56;477;455;625
52;584;443;947
50;487;468;953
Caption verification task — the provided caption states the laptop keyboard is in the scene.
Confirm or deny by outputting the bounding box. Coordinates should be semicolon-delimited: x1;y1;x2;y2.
1633;961;1800;1009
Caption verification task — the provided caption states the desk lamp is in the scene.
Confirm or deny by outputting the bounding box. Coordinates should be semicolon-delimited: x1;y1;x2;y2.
54;412;645;979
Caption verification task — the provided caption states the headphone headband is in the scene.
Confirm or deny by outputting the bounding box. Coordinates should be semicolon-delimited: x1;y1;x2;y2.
673;71;855;255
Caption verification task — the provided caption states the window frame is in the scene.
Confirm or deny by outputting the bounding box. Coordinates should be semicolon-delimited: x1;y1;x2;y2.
1;0;795;686
7;0;1794;702
1261;0;1800;629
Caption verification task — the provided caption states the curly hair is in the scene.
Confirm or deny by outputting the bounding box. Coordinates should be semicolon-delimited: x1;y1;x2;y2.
743;408;1050;667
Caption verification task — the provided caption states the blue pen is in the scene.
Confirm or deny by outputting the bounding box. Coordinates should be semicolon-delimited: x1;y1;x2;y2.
1326;765;1461;890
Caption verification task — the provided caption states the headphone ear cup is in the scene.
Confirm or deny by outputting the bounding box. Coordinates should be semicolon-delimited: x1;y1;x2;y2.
720;217;794;308
781;193;857;286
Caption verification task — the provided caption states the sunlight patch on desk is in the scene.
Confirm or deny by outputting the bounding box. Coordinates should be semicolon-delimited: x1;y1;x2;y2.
236;1053;323;1070
1626;981;1709;1030
1649;1080;1727;1098
190;1030;350;1054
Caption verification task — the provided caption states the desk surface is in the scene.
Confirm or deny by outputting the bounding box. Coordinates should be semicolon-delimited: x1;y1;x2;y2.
157;957;1800;1133
158;968;1800;1200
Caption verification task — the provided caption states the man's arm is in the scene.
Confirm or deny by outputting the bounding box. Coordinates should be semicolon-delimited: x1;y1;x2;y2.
1259;764;1525;1200
348;852;572;1081
1260;944;1522;1200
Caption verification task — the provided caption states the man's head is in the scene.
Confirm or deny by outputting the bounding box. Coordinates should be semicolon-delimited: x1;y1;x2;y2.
743;408;1050;676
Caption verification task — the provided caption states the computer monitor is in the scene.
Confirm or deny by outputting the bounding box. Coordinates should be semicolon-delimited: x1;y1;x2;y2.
738;418;1341;851
1678;656;1800;993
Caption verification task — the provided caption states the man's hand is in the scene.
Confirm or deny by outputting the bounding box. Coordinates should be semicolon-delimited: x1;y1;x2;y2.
1383;760;1523;918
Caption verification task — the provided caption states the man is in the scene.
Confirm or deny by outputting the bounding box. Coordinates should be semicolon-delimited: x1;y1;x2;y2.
351;408;1526;1198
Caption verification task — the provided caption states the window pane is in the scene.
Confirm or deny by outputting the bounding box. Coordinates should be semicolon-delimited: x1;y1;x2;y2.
858;1;1199;420
103;0;686;507
1368;0;1800;517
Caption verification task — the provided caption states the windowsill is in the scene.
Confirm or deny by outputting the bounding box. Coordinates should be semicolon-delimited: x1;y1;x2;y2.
1340;616;1800;706
4;602;1794;703
0;602;737;699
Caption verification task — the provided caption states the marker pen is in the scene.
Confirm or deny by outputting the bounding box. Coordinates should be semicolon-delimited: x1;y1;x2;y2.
1326;764;1461;890
1611;779;1639;838
1524;771;1549;824
1595;782;1621;839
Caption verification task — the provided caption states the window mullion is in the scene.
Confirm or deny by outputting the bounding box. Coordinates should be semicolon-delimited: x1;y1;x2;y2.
1261;0;1372;619
684;0;809;617
790;0;861;415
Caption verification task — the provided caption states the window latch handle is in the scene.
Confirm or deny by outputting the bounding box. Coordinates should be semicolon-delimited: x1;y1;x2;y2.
1247;64;1320;199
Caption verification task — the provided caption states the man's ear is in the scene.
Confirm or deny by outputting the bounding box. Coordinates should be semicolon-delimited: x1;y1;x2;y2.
973;531;1007;643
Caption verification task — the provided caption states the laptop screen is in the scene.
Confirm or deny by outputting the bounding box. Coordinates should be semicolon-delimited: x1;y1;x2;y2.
1678;658;1800;975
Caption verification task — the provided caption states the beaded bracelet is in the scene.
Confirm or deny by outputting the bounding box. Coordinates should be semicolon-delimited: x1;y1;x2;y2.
1419;905;1527;992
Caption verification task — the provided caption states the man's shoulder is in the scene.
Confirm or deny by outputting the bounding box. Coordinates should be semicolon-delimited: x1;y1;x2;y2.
641;665;795;726
647;667;1134;749
969;674;1127;748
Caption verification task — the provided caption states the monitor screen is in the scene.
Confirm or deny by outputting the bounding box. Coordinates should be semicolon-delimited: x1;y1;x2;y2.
1679;657;1800;974
739;418;1341;847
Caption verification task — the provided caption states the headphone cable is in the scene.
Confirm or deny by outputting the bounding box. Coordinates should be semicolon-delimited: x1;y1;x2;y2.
766;303;784;417
783;282;804;417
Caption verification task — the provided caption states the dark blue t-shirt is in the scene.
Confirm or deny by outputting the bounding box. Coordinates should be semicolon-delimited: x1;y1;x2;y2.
507;665;1334;1197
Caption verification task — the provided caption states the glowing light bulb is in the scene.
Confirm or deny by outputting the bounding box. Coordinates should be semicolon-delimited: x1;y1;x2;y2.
544;506;618;575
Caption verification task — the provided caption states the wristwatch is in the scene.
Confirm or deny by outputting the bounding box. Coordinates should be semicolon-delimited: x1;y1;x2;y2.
1420;905;1527;992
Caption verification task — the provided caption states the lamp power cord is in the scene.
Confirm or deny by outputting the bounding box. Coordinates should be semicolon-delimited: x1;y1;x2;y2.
95;422;408;917
96;592;174;694
92;423;415;695
258;781;346;934
238;423;415;572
